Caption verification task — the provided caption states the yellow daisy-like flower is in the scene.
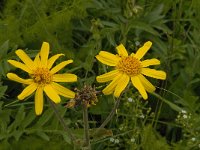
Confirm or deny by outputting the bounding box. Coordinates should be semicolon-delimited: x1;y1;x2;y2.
7;42;77;115
96;41;166;99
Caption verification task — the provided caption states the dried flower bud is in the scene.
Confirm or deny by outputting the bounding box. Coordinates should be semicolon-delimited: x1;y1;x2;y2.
66;85;99;108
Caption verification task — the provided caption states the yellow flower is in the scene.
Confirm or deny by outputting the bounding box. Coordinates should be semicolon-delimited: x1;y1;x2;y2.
96;41;166;99
7;42;77;115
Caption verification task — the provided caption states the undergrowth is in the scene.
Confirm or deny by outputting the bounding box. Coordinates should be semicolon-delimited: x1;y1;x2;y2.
0;0;200;149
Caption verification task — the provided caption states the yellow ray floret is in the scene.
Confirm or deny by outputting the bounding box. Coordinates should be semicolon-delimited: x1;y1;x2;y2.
7;42;77;115
96;41;166;99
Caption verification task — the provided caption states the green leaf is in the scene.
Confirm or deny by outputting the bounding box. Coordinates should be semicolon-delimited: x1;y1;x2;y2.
151;92;182;112
0;85;8;99
82;41;99;72
21;108;36;129
0;40;9;57
101;21;119;28
36;131;50;141
60;131;71;144
105;30;116;46
0;40;12;76
0;102;11;134
13;130;23;141
50;105;69;129
0;140;11;150
141;125;170;150
144;4;164;23
89;95;113;115
8;105;25;131
84;54;95;71
36;108;54;127
129;20;159;36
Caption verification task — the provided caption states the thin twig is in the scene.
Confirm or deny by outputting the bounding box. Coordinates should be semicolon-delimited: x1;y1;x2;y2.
82;103;91;150
99;97;120;128
93;97;120;136
48;99;76;142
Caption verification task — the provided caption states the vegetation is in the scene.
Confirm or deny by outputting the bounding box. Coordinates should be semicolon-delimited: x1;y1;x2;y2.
0;0;199;149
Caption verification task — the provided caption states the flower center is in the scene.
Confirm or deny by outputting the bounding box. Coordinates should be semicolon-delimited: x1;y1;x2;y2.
116;56;141;76
32;68;52;84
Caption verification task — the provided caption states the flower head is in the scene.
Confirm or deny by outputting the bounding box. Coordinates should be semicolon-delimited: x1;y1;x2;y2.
65;85;98;108
96;41;166;99
7;42;77;115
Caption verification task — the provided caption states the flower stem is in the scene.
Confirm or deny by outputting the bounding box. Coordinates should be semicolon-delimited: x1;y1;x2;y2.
82;103;91;150
93;97;120;136
48;99;76;142
151;92;182;112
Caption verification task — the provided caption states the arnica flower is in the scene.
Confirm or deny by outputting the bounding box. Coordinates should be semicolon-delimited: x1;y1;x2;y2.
7;42;77;115
96;41;166;99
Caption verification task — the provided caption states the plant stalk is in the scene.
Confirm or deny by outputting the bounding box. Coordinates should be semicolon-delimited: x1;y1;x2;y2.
93;97;120;136
151;92;182;112
48;99;76;142
83;103;91;150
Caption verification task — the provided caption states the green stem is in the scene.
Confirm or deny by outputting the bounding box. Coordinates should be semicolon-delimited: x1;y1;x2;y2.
4;100;20;107
93;97;120;136
48;99;76;142
83;103;91;150
151;92;182;112
152;95;163;128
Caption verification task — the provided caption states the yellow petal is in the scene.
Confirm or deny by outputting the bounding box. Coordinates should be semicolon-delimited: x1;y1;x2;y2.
116;44;128;56
96;51;120;66
102;73;123;95
48;54;64;69
35;86;44;115
138;74;156;92
131;76;148;99
53;73;77;82
15;49;36;69
134;41;152;60
141;68;166;80
34;53;41;67
18;83;37;100
51;82;75;98
7;73;33;84
44;84;61;103
40;42;49;66
50;60;73;74
8;60;32;73
141;58;160;67
96;70;120;83
114;74;130;97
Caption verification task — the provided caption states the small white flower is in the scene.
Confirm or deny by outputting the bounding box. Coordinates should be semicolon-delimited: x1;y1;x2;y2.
135;41;140;46
191;137;196;141
181;110;187;114
131;138;135;143
128;97;133;102
115;139;119;144
140;114;145;119
110;138;115;142
183;114;188;119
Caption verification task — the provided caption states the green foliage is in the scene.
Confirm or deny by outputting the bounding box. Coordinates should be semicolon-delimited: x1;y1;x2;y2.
0;101;74;147
141;125;170;150
0;40;13;77
0;0;199;149
0;135;73;150
0;0;91;56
